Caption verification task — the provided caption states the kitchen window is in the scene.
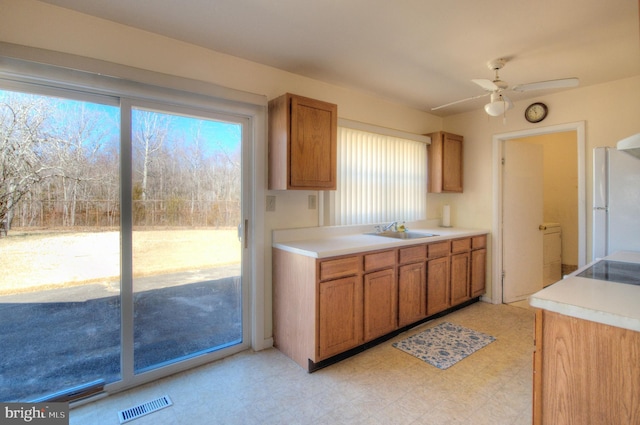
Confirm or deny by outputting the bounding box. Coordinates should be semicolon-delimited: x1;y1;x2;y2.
328;122;428;225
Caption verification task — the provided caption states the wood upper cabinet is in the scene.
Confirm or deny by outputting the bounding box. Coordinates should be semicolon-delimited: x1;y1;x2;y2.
268;93;337;190
427;131;463;193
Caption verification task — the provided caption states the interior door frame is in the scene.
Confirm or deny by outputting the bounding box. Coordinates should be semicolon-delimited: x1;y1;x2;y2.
491;121;587;304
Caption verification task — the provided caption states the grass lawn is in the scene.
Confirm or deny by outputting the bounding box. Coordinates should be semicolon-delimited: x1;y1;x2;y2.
0;228;241;295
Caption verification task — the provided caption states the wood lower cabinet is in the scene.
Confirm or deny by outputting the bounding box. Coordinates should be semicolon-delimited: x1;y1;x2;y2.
470;246;487;297
363;268;397;341
426;255;450;316
318;276;363;359
450;252;471;305
398;262;426;327
533;309;640;424
273;233;488;371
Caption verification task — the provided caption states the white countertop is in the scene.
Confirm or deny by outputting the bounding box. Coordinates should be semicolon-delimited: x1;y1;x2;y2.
272;222;489;258
529;251;640;332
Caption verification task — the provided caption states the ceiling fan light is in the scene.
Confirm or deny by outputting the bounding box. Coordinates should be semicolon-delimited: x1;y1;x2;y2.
484;101;507;116
484;95;513;116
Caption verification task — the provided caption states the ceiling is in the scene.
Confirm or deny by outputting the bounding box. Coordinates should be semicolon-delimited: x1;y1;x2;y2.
39;0;640;116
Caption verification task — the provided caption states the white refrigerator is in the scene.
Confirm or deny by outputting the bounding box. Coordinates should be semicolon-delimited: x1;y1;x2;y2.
593;146;640;259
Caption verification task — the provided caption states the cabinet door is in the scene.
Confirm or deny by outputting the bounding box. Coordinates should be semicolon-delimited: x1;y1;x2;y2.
290;95;337;189
363;268;397;341
318;276;363;360
426;256;450;316
450;252;470;305
470;248;487;297
398;262;426;327
442;133;463;192
427;132;463;193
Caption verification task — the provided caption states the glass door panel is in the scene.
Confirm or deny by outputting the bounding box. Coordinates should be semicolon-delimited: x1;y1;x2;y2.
130;107;243;373
0;89;121;401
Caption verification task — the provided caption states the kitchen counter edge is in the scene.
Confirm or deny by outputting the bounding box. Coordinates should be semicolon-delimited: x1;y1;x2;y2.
529;251;640;333
272;226;489;259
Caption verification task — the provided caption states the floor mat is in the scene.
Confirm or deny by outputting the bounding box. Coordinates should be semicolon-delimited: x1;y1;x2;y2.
392;322;496;369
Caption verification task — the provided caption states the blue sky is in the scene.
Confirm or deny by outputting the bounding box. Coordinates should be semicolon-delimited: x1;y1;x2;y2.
1;89;242;156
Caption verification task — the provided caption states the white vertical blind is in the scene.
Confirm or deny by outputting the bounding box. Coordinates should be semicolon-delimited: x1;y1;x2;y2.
333;126;427;225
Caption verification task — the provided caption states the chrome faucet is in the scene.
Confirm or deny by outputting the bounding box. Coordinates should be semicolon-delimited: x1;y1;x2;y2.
376;221;397;232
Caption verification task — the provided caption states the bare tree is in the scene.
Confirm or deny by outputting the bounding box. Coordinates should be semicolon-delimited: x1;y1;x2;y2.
46;100;114;226
0;92;50;232
133;110;170;201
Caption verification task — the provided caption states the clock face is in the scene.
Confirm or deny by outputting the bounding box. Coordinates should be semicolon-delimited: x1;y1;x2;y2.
525;103;548;123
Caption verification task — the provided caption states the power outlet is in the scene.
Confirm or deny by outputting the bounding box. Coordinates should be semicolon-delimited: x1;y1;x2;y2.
266;195;276;212
308;195;317;210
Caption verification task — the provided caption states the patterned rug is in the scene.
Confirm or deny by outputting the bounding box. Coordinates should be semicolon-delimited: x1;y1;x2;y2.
392;322;496;369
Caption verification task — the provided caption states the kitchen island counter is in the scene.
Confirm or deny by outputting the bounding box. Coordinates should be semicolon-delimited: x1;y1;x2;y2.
529;251;640;332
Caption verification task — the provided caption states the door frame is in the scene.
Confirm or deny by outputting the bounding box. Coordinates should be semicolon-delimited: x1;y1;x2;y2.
491;121;587;304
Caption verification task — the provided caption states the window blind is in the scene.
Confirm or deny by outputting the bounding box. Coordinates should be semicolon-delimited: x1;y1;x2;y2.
332;126;427;225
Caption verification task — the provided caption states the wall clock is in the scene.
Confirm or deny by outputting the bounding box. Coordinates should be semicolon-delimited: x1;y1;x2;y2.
525;102;548;123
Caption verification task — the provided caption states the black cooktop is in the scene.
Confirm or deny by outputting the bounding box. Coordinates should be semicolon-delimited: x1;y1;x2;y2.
577;260;640;286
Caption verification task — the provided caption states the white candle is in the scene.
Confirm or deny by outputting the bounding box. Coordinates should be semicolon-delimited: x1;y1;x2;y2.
442;204;451;227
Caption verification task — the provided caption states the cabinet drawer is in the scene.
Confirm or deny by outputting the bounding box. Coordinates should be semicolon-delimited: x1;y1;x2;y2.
319;256;361;281
472;235;487;250
451;238;471;253
399;244;427;264
364;250;396;272
427;241;450;259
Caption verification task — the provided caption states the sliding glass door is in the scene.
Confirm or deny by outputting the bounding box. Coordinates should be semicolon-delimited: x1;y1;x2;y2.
0;86;250;401
129;105;244;373
0;89;122;401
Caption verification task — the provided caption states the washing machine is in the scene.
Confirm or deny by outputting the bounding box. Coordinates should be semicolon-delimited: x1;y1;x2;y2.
542;222;562;286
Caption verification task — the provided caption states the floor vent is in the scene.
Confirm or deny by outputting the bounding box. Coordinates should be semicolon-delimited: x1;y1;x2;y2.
118;395;173;423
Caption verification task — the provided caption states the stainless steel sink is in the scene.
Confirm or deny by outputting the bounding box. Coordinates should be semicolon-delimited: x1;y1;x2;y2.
365;231;438;240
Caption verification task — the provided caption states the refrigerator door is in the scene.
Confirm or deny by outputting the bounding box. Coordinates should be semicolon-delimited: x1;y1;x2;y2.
608;148;640;255
592;147;608;259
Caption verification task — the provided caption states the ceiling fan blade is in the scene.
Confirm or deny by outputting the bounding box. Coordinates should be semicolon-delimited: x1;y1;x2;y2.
512;78;579;92
472;79;499;91
431;92;491;111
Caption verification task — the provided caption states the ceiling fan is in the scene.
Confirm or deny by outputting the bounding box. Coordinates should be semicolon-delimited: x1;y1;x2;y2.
432;59;579;116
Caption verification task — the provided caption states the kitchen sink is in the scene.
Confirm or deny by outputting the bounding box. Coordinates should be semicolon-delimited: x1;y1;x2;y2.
365;231;438;240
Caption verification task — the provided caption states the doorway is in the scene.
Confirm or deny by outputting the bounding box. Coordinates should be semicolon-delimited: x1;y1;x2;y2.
491;122;587;304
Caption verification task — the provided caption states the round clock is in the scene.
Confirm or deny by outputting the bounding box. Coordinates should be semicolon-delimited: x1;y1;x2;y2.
525;102;548;123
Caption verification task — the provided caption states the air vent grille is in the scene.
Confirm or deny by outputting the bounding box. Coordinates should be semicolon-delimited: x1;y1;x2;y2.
118;395;172;423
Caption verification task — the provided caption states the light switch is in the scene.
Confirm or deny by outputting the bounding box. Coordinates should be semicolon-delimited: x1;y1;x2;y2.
308;195;317;210
266;195;276;212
